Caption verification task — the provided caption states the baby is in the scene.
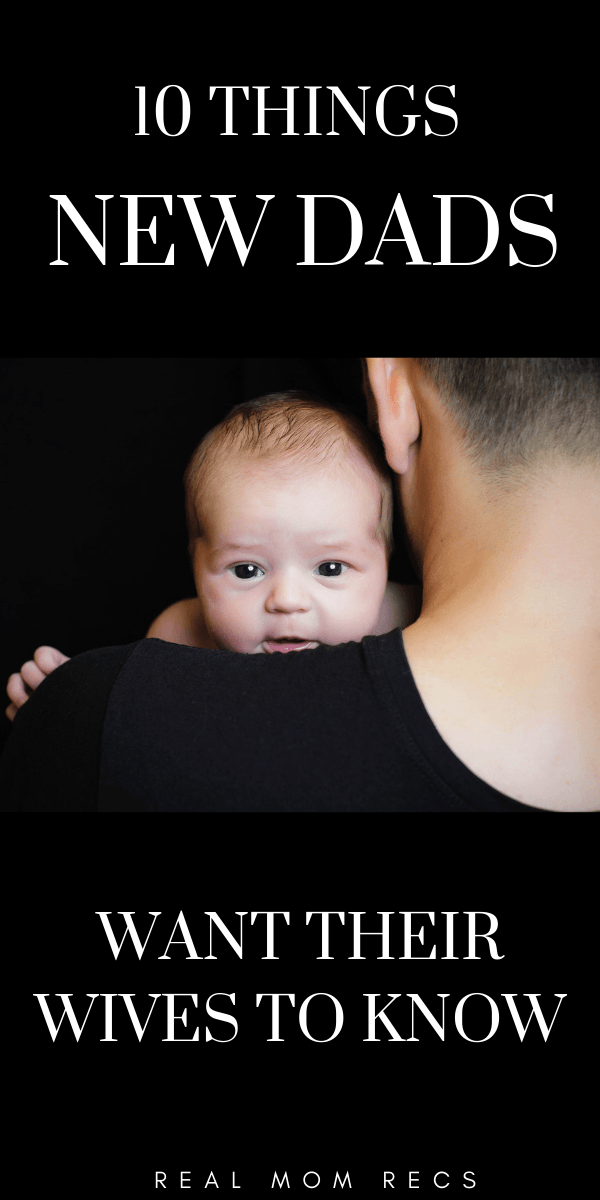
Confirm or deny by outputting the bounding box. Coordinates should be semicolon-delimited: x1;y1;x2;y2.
6;392;420;717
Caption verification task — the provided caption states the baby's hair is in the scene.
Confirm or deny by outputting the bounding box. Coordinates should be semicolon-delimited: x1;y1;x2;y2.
184;391;394;556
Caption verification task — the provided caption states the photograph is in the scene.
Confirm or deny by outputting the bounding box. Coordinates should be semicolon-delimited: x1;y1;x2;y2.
2;355;597;812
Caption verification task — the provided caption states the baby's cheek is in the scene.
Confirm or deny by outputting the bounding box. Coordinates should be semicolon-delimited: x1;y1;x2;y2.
205;591;260;653
201;588;235;644
321;587;382;644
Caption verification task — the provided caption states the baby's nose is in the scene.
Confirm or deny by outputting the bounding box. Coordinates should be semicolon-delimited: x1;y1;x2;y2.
265;571;310;614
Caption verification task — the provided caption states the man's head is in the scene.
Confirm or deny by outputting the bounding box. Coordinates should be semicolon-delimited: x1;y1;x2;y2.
184;392;392;654
367;357;600;573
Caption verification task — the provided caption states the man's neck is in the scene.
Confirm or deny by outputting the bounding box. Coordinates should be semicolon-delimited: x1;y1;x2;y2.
418;465;600;636
403;465;600;811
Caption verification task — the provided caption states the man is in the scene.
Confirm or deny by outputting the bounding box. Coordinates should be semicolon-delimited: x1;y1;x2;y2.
367;357;599;810
1;358;598;811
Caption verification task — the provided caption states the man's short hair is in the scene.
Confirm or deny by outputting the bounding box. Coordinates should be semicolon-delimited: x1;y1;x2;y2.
416;358;600;470
184;391;394;554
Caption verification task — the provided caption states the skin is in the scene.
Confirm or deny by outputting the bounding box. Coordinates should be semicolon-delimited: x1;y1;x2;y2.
190;455;390;655
367;357;600;811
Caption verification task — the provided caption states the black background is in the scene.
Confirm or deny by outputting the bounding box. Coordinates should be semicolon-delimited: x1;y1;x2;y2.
3;22;597;1200
8;833;596;1199
4;33;596;348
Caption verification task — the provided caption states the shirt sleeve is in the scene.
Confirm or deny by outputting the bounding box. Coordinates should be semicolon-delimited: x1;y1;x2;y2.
0;643;140;812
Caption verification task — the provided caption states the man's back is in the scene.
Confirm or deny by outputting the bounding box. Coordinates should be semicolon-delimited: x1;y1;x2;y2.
404;617;599;811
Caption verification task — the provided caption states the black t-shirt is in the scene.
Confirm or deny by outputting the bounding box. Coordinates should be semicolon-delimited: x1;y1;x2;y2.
0;631;548;812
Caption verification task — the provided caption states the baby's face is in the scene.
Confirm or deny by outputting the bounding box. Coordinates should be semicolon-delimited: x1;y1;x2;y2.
193;458;388;654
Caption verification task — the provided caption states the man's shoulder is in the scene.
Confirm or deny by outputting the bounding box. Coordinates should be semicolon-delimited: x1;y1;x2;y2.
99;634;401;813
106;636;384;731
38;641;144;700
0;642;146;812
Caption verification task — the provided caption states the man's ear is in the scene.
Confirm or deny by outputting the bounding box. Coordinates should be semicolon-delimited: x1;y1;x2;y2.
366;358;420;474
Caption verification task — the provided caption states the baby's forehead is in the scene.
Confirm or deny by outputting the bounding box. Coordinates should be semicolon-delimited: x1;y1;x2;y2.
207;445;380;496
200;452;384;549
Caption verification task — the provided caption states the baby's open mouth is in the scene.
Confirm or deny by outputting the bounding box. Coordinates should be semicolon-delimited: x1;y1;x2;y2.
264;638;318;654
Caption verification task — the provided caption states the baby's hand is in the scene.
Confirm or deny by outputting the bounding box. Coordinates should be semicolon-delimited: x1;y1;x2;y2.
5;646;70;722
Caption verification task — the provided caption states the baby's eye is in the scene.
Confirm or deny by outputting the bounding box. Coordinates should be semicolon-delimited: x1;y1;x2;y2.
316;562;348;578
230;563;265;580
